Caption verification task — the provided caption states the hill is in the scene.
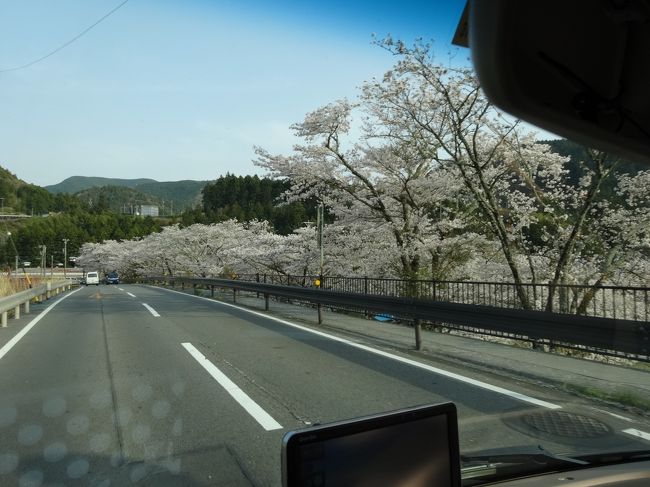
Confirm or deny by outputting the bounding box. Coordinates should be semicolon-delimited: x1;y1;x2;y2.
74;186;162;214
45;176;157;194
0;165;56;215
45;176;208;211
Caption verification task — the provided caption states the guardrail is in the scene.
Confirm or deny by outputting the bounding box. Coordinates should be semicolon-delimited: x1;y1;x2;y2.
140;276;650;363
235;274;649;322
0;281;76;327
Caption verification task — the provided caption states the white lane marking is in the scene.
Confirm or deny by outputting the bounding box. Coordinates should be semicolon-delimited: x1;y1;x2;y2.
118;288;124;291
622;428;650;442
0;288;82;361
142;303;160;317
156;286;561;410
126;292;136;298
182;342;282;431
593;408;634;423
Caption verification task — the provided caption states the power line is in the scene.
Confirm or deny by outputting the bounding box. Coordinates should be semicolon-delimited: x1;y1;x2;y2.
0;0;131;73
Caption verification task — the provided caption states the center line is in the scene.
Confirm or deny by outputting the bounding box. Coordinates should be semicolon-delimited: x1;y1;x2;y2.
142;303;160;317
182;342;282;431
126;292;136;298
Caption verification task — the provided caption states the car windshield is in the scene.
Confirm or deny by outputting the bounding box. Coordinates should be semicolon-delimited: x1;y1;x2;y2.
0;1;648;486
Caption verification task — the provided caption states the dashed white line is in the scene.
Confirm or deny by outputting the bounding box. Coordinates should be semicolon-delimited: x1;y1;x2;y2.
182;342;282;431
126;292;136;298
157;286;561;410
118;288;124;291
622;428;650;442
0;288;82;361
142;303;160;317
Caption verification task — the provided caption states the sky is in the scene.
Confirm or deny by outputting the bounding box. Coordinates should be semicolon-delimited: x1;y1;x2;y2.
0;0;468;186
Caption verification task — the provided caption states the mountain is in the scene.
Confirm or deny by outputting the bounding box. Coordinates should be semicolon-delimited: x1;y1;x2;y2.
135;180;206;211
0;166;54;215
45;176;157;194
45;176;210;211
74;186;162;213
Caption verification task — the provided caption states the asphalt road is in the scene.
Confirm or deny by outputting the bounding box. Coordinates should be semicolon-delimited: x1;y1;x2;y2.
0;284;648;486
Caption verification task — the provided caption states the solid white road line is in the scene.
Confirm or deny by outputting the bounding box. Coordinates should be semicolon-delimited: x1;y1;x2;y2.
622;428;650;442
157;287;562;410
593;408;634;423
126;292;136;298
182;342;282;431
0;288;82;361
142;303;160;317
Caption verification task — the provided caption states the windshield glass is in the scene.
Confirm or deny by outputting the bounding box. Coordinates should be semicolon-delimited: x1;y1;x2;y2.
1;1;648;486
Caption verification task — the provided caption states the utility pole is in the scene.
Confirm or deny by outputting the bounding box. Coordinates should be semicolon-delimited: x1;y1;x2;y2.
316;202;325;325
316;203;324;275
39;245;46;276
50;255;54;278
63;239;69;278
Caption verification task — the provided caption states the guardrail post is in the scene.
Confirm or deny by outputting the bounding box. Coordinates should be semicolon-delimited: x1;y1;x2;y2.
211;285;215;298
24;300;30;314
233;288;238;304
193;283;197;295
14;305;20;320
1;311;7;327
414;318;422;350
264;293;269;311
317;303;323;324
181;281;185;290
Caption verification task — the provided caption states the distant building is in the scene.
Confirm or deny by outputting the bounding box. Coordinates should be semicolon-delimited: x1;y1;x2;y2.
137;205;159;217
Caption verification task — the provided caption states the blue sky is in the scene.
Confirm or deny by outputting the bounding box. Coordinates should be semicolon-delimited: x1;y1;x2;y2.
0;0;467;186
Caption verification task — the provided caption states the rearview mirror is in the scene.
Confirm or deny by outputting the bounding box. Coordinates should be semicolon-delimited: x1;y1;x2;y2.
463;0;650;166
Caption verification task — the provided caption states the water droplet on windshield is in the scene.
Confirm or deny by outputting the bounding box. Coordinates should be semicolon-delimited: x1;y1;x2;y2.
172;418;183;436
0;406;17;428
130;464;148;482
19;469;43;487
0;453;19;474
132;424;151;443
89;390;111;410
18;425;43;446
152;400;171;419
66;458;90;478
43;442;67;462
66;415;90;436
89;432;111;453
42;397;66;418
132;384;153;402
172;382;185;397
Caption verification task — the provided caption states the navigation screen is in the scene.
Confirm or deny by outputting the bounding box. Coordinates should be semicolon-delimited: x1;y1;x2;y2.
283;403;460;487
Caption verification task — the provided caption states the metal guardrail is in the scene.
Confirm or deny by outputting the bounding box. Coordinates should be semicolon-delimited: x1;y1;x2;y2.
235;274;649;322
141;276;650;362
0;280;76;327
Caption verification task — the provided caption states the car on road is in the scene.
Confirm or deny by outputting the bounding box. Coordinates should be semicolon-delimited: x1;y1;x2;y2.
85;271;99;285
105;271;119;285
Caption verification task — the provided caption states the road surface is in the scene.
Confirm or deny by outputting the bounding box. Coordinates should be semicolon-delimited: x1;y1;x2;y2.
0;284;648;486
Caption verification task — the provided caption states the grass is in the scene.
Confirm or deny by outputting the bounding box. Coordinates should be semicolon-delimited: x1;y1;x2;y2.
0;275;48;297
565;383;650;412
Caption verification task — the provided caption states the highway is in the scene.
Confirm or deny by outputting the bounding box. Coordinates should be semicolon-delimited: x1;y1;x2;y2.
0;284;648;486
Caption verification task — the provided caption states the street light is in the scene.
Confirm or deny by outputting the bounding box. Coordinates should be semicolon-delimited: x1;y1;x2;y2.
62;239;69;278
